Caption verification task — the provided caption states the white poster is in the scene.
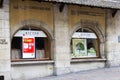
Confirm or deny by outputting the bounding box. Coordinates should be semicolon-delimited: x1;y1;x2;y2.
72;39;87;58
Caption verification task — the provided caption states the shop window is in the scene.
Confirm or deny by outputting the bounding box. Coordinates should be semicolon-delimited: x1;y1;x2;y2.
11;28;51;61
71;28;100;58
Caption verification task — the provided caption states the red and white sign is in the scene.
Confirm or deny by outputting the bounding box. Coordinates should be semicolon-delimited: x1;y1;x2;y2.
22;37;35;58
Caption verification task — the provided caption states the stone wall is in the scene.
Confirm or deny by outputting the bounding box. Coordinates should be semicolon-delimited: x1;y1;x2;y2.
10;3;106;80
0;0;109;80
11;62;54;80
0;0;11;80
106;10;120;67
53;4;106;75
54;4;71;75
71;61;105;72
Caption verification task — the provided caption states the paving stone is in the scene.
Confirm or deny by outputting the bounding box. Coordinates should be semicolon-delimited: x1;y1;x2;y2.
31;67;120;80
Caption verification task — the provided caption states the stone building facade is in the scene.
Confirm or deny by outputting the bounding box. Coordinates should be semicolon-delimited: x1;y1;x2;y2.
0;0;120;80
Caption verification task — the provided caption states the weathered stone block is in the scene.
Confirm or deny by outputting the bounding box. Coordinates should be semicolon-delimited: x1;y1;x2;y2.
0;60;10;72
0;29;10;38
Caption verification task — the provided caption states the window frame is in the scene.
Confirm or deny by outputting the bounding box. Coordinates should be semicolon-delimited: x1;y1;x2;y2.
11;29;51;62
71;28;101;59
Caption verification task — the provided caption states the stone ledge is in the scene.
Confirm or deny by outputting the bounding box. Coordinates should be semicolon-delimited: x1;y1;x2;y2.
11;60;54;66
71;58;107;63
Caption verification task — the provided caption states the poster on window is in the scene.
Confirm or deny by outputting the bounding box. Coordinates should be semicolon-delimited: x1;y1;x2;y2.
72;39;87;58
22;37;35;58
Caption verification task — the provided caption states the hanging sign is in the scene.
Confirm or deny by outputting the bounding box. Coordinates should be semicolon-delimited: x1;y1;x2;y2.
72;32;97;39
22;37;35;58
14;30;47;37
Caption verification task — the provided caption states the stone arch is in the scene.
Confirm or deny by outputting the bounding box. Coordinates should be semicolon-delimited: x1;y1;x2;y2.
10;19;54;40
10;19;54;60
69;20;105;58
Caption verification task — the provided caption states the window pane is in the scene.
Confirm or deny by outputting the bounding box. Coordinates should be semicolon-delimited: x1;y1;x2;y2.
12;37;22;49
11;37;22;59
87;39;98;57
71;28;99;58
36;37;45;59
11;29;51;61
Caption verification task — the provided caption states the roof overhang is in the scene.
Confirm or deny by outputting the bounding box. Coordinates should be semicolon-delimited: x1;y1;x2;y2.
44;0;120;9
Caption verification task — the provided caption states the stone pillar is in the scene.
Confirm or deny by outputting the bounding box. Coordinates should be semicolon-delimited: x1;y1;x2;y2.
54;4;71;75
106;10;120;67
0;0;11;80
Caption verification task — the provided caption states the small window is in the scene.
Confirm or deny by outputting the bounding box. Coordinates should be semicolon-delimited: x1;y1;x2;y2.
11;27;51;61
71;28;100;58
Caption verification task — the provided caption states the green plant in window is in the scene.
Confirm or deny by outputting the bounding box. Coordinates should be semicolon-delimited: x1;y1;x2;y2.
88;48;96;53
87;48;96;57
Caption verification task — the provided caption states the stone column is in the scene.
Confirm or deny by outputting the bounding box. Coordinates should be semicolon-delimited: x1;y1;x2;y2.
106;10;120;67
54;4;71;75
0;0;11;80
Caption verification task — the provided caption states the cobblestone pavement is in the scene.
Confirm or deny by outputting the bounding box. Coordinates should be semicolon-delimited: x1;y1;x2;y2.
31;67;120;80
